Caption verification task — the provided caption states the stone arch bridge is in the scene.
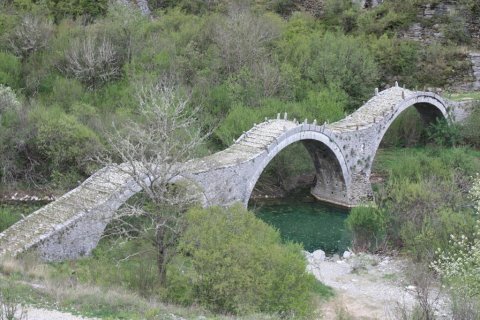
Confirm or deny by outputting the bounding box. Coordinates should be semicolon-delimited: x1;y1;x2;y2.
0;86;471;261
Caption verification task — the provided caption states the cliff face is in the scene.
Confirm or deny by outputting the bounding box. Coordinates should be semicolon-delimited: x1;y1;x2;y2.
399;2;479;47
117;0;151;15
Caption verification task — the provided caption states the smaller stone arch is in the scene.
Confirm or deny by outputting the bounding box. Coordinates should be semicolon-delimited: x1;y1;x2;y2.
244;126;352;207
375;92;450;153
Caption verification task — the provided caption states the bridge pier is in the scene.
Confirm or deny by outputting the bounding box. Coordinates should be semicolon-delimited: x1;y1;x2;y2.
302;140;352;207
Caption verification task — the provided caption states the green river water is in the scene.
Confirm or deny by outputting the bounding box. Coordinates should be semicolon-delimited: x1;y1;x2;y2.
251;195;351;254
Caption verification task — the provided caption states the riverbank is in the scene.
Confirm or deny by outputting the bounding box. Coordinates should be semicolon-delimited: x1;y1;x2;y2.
6;251;451;320
307;251;451;319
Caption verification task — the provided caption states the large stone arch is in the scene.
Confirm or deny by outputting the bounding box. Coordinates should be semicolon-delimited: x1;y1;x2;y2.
244;128;351;207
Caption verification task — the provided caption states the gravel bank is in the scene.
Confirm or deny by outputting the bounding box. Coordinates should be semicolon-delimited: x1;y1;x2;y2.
306;252;451;319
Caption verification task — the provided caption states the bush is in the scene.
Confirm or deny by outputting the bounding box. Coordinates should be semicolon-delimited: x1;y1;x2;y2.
0;85;20;116
267;0;296;16
370;35;419;87
401;208;476;262
215;87;346;146
426;118;462;147
346;206;386;252
61;34;122;89
212;8;283;74
461;105;480;147
44;76;85;111
30;106;101;183
7;13;53;60
432;177;480;298
443;14;471;45
0;51;20;89
46;0;108;22
373;148;480;262
305;32;379;111
174;204;318;316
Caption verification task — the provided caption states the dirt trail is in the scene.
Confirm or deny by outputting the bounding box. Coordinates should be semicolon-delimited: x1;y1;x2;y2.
16;307;99;320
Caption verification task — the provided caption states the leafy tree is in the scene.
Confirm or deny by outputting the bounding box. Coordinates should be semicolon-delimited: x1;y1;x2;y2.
306;32;379;111
175;204;317;316
46;0;108;22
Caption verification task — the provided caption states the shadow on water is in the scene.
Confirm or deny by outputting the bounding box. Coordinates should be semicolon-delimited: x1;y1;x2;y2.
249;189;351;254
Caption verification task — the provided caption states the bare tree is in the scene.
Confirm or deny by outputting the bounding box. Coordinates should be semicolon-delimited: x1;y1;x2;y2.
62;34;121;89
213;5;281;73
100;80;208;285
8;14;53;60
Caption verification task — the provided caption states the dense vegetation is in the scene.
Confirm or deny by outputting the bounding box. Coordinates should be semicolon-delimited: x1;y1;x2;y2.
1;0;480;318
0;0;478;191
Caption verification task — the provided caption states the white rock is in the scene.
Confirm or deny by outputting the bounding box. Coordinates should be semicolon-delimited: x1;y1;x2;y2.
311;249;325;262
343;251;353;259
406;285;417;292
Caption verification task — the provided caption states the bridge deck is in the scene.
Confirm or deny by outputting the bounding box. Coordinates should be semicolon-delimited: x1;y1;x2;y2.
0;165;132;258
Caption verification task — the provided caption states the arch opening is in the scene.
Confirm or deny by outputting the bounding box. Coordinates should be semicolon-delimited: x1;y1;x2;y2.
247;142;316;203
379;100;449;149
247;135;349;208
372;99;449;185
247;138;352;254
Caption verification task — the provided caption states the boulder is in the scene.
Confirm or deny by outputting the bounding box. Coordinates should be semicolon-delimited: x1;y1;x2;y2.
311;249;326;263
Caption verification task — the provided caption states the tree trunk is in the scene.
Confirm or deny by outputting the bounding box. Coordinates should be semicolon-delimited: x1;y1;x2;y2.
156;222;167;286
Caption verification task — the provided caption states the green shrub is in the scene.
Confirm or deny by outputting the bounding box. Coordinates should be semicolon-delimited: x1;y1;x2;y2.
175;204;318;316
415;43;465;88
443;14;471;45
460;105;480;147
401;208;476;262
267;0;296;16
372;146;480;263
370;35;419;87
215;87;346;146
30;106;101;183
426;118;462;147
305;32;379;111
346;206;386;251
46;0;108;22
0;51;20;88
44;77;84;111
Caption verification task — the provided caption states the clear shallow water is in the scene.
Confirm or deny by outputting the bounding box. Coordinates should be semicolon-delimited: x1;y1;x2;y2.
251;196;351;254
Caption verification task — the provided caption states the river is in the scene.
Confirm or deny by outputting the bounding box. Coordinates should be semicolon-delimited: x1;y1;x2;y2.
250;193;351;254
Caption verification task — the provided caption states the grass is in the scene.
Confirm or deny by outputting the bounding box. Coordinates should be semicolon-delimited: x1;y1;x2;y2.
0;203;40;232
444;91;480;101
0;268;277;320
0;238;333;319
372;146;480;181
